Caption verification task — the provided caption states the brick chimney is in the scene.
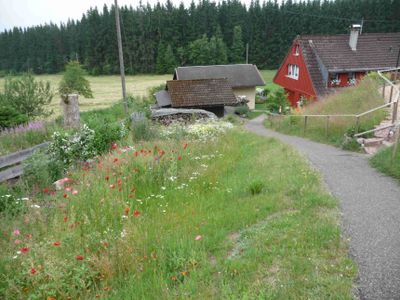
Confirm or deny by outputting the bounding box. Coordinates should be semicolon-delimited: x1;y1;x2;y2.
349;24;361;51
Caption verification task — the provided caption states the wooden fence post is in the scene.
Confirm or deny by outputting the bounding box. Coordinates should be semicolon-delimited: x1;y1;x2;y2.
392;100;399;124
382;81;386;98
325;116;330;137
304;116;308;136
355;116;360;134
392;125;400;163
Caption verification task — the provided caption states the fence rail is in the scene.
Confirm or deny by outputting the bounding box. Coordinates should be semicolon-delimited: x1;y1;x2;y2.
0;142;49;183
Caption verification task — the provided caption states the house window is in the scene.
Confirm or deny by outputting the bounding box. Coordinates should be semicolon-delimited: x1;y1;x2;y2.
287;64;299;80
348;72;356;85
330;73;341;86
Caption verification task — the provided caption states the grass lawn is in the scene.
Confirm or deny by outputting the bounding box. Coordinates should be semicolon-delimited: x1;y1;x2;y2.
258;69;280;92
370;145;400;181
0;129;356;299
264;77;386;148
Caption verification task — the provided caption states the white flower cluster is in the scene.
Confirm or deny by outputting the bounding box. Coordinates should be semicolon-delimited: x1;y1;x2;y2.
159;120;233;141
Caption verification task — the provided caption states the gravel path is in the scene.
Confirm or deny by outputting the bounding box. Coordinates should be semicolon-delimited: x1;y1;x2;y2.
244;115;400;300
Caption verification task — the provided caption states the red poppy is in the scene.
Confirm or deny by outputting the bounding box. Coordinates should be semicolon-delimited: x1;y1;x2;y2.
133;210;140;218
105;176;110;181
21;247;29;254
42;188;49;193
178;156;182;161
111;143;118;150
76;255;84;261
124;207;130;215
63;194;68;199
63;216;68;222
53;241;61;247
113;158;118;163
134;151;139;157
30;268;37;275
25;233;32;239
183;143;188;149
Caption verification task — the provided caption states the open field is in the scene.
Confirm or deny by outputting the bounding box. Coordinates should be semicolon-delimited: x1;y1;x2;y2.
0;129;356;299
0;74;171;117
0;70;278;117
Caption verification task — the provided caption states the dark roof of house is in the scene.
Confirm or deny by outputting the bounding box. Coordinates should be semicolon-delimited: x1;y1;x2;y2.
174;64;265;88
166;78;237;108
298;32;400;72
298;39;331;97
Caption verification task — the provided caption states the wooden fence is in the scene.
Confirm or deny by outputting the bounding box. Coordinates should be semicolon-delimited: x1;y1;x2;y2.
0;142;49;183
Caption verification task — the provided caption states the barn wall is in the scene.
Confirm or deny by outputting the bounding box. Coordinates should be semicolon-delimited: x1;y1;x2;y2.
233;87;256;110
273;42;317;106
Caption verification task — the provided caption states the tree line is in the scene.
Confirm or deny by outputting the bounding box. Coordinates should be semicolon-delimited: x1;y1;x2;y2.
0;0;399;75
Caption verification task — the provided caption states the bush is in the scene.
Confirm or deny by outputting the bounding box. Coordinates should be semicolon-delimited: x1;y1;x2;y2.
266;89;290;114
234;105;250;117
48;125;97;169
0;105;28;129
58;60;93;98
2;73;53;119
22;150;64;191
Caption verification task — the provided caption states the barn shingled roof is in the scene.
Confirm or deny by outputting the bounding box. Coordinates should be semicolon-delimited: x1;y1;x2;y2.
166;79;237;108
298;32;400;72
174;64;265;88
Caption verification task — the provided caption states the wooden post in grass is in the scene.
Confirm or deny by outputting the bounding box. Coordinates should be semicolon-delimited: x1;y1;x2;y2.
392;125;400;163
382;81;386;98
304;116;308;136
355;116;360;134
325;116;330;137
114;0;128;117
61;94;80;128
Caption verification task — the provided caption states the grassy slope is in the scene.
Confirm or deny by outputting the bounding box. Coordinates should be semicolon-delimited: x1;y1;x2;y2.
265;78;386;147
370;146;400;181
0;130;356;299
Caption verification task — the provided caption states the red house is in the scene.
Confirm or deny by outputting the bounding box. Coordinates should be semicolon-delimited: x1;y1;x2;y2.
274;26;400;106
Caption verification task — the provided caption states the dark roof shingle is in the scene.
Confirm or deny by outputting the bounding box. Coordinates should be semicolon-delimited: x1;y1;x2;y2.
298;32;400;72
174;64;265;87
166;79;237;108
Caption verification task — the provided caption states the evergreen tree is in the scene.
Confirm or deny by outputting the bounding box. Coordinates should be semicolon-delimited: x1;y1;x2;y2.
163;44;178;73
230;25;244;63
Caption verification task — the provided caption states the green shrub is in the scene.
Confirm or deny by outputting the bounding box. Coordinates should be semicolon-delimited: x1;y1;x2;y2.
234;105;250;117
22;150;64;190
266;89;290;114
58;60;93;98
0;105;28;129
0;185;25;215
3;73;53;119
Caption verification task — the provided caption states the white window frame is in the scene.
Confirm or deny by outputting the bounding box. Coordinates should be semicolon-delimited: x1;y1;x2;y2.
287;64;299;80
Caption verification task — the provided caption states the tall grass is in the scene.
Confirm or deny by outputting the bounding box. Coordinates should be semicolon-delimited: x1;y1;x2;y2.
370;145;400;181
0;130;356;299
265;77;387;147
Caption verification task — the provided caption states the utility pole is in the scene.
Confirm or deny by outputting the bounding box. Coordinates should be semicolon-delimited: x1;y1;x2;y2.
114;0;128;116
246;43;249;64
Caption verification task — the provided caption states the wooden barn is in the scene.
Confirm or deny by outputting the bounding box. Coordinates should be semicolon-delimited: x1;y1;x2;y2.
173;64;265;110
274;25;400;106
154;78;238;117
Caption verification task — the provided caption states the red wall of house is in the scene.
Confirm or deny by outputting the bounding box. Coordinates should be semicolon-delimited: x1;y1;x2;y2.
273;42;317;106
328;72;366;88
